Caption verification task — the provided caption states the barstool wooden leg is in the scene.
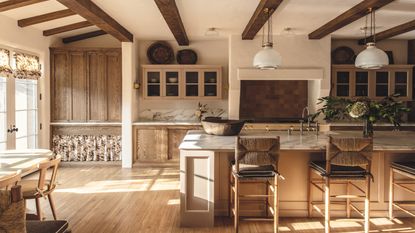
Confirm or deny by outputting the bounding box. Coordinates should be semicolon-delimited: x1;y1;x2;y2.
346;181;351;218
274;176;278;233
234;176;239;233
48;193;57;220
307;167;312;217
35;198;42;220
389;168;394;220
266;181;269;217
324;178;331;233
364;177;371;233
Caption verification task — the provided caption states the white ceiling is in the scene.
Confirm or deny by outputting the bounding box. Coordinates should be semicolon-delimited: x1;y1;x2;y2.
1;0;415;41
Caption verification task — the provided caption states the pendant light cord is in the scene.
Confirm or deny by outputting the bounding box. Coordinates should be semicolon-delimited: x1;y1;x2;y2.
372;9;376;43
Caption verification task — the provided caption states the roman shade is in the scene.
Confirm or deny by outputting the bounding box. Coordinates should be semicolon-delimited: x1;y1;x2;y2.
14;52;42;80
0;48;13;78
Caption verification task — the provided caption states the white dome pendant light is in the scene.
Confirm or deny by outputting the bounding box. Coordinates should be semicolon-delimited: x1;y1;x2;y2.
253;8;282;69
355;8;389;69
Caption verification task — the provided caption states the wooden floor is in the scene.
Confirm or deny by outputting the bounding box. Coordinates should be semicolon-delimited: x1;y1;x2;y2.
25;162;415;233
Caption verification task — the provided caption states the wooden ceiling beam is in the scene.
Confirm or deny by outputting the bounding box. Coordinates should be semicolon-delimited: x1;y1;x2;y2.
154;0;189;46
18;9;76;27
0;0;47;12
62;30;107;43
308;0;394;40
43;21;93;36
242;0;283;40
56;0;133;42
358;20;415;45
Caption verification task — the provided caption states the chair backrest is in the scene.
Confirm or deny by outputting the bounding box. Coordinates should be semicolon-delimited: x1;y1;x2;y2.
0;173;21;190
326;136;373;173
37;154;62;192
235;136;280;172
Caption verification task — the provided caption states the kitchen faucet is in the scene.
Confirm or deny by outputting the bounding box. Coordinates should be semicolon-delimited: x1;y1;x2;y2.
299;106;319;135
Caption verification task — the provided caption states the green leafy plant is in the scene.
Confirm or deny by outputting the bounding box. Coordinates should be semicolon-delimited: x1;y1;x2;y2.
311;94;410;128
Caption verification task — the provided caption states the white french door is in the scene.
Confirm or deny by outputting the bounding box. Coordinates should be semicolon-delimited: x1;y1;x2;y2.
0;76;38;150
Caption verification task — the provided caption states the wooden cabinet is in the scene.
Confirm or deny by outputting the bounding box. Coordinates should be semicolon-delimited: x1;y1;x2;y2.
51;48;122;122
134;125;201;162
142;65;222;99
332;65;413;100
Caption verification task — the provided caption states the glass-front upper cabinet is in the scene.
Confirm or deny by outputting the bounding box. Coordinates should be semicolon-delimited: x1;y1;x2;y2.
355;71;369;97
375;71;389;98
145;70;161;97
333;71;350;97
142;65;222;99
392;70;410;98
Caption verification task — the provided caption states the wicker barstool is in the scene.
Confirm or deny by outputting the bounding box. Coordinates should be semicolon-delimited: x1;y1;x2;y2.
308;136;373;233
229;136;281;233
389;162;415;219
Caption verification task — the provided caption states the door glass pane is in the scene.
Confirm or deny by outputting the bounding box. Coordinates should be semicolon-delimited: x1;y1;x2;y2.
15;79;37;149
355;72;368;96
185;72;198;97
376;71;389;97
395;72;407;84
337;72;349;83
147;71;161;97
336;72;349;97
165;71;179;97
204;72;217;97
0;77;6;150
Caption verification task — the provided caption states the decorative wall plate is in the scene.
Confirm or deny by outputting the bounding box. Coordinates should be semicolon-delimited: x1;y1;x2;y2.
177;49;197;64
147;42;174;64
332;46;355;64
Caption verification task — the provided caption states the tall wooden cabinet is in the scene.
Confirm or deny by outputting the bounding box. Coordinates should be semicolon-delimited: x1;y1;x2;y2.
332;65;413;100
50;48;122;122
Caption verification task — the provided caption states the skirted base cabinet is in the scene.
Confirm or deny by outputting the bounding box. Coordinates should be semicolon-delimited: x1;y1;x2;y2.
51;125;121;161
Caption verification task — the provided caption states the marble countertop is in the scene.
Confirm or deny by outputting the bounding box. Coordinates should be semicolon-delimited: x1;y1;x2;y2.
133;121;201;126
50;122;121;126
179;130;415;152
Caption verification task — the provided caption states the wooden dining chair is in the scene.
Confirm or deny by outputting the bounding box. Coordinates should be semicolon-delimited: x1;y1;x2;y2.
389;162;415;219
308;136;373;233
0;173;26;232
229;136;281;233
20;154;62;220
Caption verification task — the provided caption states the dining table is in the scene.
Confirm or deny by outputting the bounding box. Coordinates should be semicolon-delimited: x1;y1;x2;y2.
0;149;54;179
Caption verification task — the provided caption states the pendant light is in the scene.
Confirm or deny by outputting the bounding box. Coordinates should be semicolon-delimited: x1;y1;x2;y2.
355;8;389;69
253;8;282;69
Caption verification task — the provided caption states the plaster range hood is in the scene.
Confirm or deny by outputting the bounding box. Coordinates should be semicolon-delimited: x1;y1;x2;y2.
237;67;324;81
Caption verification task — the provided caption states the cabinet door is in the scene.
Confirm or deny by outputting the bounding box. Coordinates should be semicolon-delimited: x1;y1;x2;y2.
144;70;162;98
106;51;122;121
51;50;70;121
333;70;351;97
354;71;369;97
69;51;87;121
87;52;107;121
183;70;200;98
136;129;168;161
164;70;180;98
392;70;410;99
374;71;390;98
202;69;221;98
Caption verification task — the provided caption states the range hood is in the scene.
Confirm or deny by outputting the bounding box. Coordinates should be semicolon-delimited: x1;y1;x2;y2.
237;67;324;81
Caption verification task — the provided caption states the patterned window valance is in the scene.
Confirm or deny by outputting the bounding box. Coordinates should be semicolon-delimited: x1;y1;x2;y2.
14;52;42;80
0;48;13;78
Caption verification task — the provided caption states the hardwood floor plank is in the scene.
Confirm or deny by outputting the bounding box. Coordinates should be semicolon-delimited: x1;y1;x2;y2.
24;162;415;233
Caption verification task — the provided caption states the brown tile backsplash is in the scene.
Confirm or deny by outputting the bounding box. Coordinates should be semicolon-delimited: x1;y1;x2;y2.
239;80;308;119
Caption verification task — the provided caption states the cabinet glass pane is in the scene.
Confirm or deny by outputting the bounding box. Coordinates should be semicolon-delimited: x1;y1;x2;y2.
337;85;349;97
147;85;160;96
186;85;198;96
376;72;388;83
204;72;217;84
166;85;179;96
204;86;217;97
337;72;349;83
395;85;407;96
395;72;407;84
355;85;368;96
186;72;199;84
147;72;160;84
376;85;388;97
356;72;368;83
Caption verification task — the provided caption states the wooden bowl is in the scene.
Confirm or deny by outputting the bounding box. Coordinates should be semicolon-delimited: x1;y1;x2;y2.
201;118;245;136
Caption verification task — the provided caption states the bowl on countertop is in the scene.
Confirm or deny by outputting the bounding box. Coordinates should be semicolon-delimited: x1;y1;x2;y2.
201;118;245;136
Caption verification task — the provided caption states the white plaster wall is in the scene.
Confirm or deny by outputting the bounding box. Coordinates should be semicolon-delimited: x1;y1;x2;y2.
0;14;59;149
332;39;408;64
136;40;229;121
228;34;331;119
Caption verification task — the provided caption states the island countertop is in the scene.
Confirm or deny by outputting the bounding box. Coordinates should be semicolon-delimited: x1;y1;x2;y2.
179;130;415;152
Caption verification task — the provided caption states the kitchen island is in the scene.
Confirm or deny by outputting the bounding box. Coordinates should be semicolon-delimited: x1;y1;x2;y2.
179;130;415;227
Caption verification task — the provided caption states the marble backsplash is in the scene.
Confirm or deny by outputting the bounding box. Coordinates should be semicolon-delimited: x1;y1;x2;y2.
139;108;227;121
